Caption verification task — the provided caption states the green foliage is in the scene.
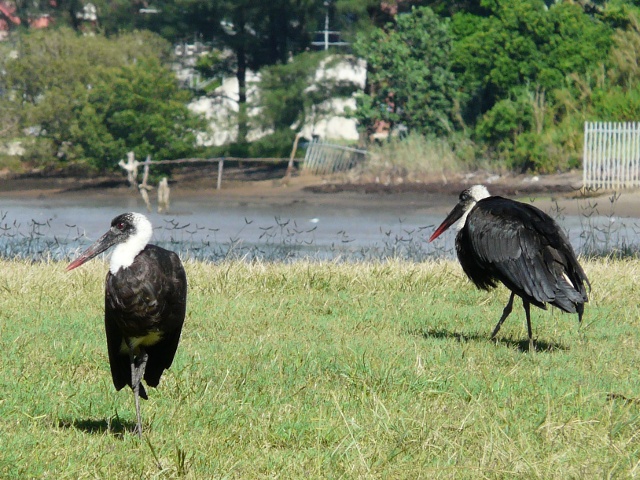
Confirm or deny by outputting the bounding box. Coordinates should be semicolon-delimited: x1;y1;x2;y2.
247;130;297;157
0;28;203;170
475;96;534;147
353;6;460;137
446;0;617;171
335;0;396;37
5;1;640;175
452;1;613;117
592;84;640;120
71;59;204;170
205;130;297;159
257;52;327;131
195;49;236;80
180;1;327;143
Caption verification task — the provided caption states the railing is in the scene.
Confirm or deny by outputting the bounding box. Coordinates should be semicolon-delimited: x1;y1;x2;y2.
118;153;297;213
303;138;367;175
119;153;294;191
583;121;640;190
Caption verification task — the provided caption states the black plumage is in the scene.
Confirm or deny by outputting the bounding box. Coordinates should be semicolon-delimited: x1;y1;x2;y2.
104;244;186;400
429;185;590;348
67;213;187;437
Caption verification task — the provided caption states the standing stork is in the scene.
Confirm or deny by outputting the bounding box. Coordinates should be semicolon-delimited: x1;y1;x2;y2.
429;185;590;349
67;213;187;437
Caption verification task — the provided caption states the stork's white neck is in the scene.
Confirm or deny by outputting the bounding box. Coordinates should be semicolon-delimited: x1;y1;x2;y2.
455;185;491;232
109;214;153;274
454;212;471;232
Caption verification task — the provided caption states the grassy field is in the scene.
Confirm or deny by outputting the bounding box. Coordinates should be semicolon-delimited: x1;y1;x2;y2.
0;258;639;478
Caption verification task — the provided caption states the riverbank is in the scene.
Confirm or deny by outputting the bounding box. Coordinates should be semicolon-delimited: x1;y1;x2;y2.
0;166;638;218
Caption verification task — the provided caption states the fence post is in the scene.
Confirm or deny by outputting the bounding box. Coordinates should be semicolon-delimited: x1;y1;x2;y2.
138;156;153;212
582;122;591;189
158;177;170;214
217;158;224;190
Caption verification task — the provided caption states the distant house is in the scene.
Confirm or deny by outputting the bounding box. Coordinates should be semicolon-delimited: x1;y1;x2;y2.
0;0;57;39
76;2;97;33
189;54;367;146
0;1;21;39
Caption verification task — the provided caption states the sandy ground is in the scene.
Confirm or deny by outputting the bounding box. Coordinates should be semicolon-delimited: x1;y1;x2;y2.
0;165;638;218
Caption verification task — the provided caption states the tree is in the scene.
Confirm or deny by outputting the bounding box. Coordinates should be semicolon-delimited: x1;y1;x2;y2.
178;0;323;143
69;58;204;170
352;6;460;138
334;0;396;37
451;0;613;123
0;28;203;170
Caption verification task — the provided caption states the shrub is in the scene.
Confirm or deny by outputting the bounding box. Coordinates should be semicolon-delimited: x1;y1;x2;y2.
361;133;469;180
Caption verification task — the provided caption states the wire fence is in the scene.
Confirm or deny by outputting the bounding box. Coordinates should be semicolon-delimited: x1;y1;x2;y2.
303;138;367;175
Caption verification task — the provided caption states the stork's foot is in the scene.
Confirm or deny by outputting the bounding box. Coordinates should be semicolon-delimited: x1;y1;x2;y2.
133;422;143;439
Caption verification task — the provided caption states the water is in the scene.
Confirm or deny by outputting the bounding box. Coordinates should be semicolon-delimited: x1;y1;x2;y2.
1;192;638;262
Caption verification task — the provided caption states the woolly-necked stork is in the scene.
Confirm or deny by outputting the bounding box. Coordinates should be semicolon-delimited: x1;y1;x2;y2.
67;212;187;437
429;185;590;349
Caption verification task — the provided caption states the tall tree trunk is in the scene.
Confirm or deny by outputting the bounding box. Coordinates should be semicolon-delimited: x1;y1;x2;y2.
235;7;249;144
236;46;248;144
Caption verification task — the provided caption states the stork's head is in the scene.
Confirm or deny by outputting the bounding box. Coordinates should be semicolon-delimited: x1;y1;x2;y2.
66;213;153;274
429;185;490;242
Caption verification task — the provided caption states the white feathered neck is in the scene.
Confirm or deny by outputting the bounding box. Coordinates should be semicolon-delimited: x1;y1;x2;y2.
109;213;153;274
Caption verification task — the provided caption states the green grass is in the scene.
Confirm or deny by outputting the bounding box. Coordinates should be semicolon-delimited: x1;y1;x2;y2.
1;258;639;478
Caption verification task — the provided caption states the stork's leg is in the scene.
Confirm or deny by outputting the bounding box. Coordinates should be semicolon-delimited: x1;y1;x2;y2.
577;303;584;323
523;300;534;351
134;351;148;438
490;292;515;341
128;343;149;438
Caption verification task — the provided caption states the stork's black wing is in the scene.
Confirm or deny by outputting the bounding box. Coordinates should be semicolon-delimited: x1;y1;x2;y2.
104;304;139;395
458;197;589;312
104;245;187;395
141;247;187;387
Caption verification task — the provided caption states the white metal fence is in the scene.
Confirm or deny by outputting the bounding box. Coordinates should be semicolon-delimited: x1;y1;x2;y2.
303;138;367;175
583;121;640;190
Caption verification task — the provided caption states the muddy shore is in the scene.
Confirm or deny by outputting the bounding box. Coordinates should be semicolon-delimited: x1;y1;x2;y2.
0;166;638;218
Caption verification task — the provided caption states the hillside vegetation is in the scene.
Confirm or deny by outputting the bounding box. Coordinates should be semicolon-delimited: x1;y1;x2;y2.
1;1;640;176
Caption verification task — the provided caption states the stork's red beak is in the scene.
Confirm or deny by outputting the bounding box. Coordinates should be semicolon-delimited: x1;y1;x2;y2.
429;202;466;242
66;230;118;271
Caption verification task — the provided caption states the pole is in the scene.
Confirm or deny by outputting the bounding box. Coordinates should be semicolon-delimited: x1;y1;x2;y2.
217;159;224;190
324;1;329;50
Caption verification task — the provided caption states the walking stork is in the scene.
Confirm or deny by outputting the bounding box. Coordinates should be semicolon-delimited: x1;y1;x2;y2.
429;185;590;349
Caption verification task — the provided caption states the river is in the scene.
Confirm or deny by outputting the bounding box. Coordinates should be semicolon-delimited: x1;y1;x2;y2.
0;190;638;262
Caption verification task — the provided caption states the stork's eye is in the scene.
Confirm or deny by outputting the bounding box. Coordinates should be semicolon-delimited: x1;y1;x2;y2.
116;222;125;230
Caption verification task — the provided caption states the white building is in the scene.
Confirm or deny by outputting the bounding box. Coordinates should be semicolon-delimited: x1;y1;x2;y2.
187;54;367;146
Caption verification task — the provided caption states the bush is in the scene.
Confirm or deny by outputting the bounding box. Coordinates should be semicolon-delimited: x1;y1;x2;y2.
361;133;470;180
592;84;640;121
474;97;533;147
206;130;297;159
248;130;297;158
